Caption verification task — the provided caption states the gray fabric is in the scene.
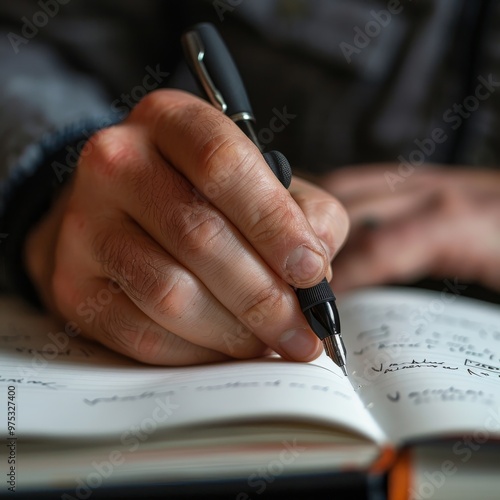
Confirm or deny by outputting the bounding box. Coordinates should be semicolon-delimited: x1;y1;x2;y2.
0;37;111;180
1;0;499;178
0;0;498;301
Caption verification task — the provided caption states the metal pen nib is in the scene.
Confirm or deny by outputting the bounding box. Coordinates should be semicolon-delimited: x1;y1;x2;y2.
296;279;347;376
323;334;348;377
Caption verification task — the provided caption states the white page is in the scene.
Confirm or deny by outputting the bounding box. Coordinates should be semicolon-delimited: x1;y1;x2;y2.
341;287;500;444
0;297;384;443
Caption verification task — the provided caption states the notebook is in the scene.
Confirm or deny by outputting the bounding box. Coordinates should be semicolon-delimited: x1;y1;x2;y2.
2;286;500;499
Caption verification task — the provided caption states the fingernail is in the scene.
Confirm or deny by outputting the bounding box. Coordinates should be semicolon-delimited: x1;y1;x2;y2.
279;328;318;360
286;245;325;284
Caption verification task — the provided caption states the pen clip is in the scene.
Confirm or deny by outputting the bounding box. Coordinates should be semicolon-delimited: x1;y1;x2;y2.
182;31;227;113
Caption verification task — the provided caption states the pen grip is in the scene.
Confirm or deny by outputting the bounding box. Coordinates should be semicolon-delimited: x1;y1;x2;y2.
262;151;292;189
296;278;335;309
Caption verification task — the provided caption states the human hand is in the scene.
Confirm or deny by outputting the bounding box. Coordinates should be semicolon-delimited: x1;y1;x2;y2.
321;164;500;292
24;90;349;365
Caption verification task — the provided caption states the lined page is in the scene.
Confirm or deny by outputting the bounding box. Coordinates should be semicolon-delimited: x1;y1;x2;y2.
0;297;384;443
341;287;500;444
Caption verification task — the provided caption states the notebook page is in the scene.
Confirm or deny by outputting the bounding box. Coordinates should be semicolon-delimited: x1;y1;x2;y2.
0;297;384;442
341;287;500;444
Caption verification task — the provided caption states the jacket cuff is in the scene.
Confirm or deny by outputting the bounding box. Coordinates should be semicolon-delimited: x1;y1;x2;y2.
0;116;120;307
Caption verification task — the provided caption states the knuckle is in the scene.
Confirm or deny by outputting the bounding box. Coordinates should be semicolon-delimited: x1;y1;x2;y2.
171;203;227;263
91;229;169;307
97;306;164;362
91;223;204;324
181;102;228;151
96;303;175;365
132;157;183;230
246;190;293;245
132;88;186;121
92;229;126;280
96;304;134;347
150;272;199;322
131;88;163;113
79;126;135;183
238;284;284;329
198;135;258;201
222;325;266;360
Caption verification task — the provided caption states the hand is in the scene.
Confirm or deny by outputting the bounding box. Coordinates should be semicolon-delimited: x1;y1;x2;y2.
321;164;500;292
24;90;348;365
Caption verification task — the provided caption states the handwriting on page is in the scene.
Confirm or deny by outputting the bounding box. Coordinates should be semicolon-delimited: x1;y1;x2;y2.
82;379;352;406
384;386;495;405
0;375;63;390
371;359;458;374
344;292;500;402
345;301;500;389
339;289;500;442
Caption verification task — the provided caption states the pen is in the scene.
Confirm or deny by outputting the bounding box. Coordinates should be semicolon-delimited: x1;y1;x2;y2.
181;23;347;376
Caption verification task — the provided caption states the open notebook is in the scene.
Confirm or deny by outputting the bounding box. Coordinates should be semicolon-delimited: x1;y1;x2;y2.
2;286;500;499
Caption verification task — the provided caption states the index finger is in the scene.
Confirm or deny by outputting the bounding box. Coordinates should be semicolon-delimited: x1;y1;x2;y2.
139;90;329;288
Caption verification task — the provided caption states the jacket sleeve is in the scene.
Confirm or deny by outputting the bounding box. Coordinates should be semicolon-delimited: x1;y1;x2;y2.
0;0;197;305
0;20;120;305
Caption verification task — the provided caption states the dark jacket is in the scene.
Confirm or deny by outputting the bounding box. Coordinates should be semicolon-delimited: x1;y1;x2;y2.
0;0;498;301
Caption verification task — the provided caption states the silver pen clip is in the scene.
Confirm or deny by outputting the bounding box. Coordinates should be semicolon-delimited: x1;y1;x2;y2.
183;31;227;113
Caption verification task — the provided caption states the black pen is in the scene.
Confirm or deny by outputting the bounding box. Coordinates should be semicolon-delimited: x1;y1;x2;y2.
181;23;347;376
